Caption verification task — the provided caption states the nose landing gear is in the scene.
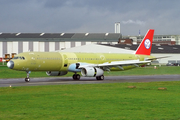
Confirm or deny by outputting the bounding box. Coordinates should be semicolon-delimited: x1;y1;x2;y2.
25;71;31;82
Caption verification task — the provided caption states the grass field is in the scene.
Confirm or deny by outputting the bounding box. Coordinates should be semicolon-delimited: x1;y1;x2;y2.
1;65;180;79
0;62;7;66
1;65;180;119
0;82;180;119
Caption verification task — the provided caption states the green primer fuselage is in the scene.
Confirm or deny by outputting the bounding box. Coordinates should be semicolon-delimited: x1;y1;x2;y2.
11;52;154;72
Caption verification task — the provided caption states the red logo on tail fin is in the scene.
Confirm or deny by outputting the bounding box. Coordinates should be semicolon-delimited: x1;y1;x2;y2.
135;29;154;55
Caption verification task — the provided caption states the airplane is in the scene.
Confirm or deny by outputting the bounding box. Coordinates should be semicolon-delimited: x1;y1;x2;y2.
7;29;155;82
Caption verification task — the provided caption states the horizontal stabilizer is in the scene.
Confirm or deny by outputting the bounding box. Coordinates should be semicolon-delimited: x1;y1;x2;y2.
146;56;170;61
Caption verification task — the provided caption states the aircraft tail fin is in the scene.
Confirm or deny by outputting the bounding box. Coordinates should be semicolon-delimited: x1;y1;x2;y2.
135;29;154;55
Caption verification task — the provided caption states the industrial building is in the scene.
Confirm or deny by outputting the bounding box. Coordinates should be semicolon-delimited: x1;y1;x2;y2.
0;33;122;58
123;34;180;45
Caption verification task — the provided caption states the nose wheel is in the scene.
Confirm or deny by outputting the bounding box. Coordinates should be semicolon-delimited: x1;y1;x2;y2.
25;71;31;82
25;77;30;82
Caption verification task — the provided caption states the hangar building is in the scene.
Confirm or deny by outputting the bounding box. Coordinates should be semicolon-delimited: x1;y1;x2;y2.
0;33;122;58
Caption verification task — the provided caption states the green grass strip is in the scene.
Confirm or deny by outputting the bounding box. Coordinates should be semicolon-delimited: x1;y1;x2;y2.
0;81;180;119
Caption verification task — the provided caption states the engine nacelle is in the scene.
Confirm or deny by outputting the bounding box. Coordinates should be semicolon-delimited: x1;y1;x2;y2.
46;71;68;76
81;67;104;77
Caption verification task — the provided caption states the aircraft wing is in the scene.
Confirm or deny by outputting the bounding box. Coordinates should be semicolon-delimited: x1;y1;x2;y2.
79;60;151;70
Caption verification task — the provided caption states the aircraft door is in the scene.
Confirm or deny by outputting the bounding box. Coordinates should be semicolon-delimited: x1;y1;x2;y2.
63;54;68;68
100;55;106;63
29;53;39;70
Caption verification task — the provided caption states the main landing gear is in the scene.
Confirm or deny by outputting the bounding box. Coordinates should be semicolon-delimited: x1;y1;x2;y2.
25;71;31;82
72;73;104;80
96;75;104;80
72;73;80;80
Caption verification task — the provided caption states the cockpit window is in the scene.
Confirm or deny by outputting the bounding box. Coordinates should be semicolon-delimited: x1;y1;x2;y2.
13;57;18;59
12;56;25;60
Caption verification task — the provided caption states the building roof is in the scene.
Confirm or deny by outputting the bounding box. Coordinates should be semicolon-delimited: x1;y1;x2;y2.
0;33;121;42
61;44;134;54
101;44;180;53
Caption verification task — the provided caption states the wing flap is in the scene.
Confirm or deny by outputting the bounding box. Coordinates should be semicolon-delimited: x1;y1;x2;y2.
79;60;151;68
97;60;150;67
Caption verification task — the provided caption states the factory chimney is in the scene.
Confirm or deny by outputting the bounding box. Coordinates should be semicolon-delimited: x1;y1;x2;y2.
115;22;120;33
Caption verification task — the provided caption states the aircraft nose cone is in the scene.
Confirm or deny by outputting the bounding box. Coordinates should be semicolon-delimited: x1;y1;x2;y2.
7;61;14;69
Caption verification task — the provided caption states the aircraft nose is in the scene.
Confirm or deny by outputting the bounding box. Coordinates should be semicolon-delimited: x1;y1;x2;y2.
7;61;14;69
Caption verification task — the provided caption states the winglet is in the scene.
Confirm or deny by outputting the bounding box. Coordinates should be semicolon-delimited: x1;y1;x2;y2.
135;29;154;55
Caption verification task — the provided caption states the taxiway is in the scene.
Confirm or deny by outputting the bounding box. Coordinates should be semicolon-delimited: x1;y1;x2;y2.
0;75;180;87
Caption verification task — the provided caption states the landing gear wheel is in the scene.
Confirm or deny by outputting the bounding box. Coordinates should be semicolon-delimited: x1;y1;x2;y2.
25;77;30;82
96;76;100;80
96;75;104;80
25;71;31;82
76;74;80;80
73;74;80;80
72;74;76;80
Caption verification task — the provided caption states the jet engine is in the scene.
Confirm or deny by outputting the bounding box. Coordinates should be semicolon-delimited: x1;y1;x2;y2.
46;71;68;76
81;67;104;77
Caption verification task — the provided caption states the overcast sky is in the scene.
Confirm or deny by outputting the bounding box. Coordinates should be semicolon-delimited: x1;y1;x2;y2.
0;0;180;35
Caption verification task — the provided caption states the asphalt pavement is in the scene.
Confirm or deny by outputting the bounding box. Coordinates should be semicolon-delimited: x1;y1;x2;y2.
0;75;180;87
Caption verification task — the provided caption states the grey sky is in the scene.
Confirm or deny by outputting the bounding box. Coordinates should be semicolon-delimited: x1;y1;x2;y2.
0;0;179;35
